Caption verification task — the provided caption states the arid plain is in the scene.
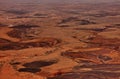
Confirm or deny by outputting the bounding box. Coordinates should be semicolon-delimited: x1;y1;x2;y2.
0;2;120;79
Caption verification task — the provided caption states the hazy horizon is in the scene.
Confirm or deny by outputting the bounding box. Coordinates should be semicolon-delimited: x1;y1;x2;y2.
0;0;120;4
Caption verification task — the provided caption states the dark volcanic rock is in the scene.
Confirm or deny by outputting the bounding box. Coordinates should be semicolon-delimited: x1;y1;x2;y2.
48;64;120;79
79;20;96;25
23;60;57;68
7;24;40;40
18;60;57;73
0;38;12;45
10;24;39;29
58;25;70;27
5;9;29;15
48;71;120;79
75;27;106;32
34;13;47;16
84;36;120;51
62;48;120;64
59;17;79;24
18;68;41;73
0;38;61;50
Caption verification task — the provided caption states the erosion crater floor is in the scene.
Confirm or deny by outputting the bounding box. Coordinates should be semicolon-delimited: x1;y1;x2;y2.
0;1;120;79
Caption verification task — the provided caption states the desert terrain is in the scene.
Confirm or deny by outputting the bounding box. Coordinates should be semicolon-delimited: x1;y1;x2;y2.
0;1;120;79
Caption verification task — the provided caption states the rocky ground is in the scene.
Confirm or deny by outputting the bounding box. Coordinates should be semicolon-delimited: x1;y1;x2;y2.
0;2;120;79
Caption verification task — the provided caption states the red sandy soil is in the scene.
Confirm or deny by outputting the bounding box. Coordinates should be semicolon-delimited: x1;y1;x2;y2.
0;2;120;79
